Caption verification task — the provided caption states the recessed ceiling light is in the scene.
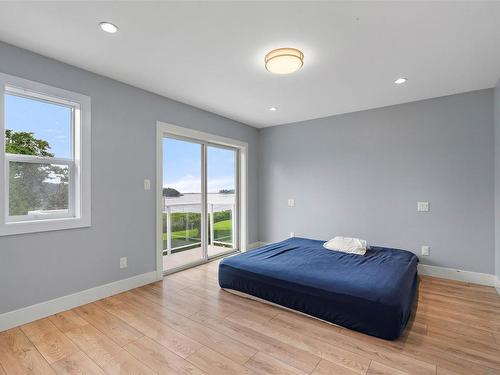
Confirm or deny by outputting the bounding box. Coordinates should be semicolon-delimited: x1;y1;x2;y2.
99;22;118;34
269;106;277;111
265;48;304;75
394;77;408;85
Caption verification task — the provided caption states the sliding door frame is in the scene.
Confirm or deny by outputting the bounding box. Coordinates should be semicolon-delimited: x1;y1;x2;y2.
156;122;248;278
206;141;240;260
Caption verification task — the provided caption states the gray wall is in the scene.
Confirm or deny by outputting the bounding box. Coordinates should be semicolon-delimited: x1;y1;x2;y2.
495;80;500;279
258;90;495;274
0;41;259;314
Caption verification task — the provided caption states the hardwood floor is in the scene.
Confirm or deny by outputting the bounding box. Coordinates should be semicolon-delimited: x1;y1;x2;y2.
1;260;500;374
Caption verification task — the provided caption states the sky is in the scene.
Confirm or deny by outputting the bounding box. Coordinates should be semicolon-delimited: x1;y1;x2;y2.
5;93;72;159
163;137;235;193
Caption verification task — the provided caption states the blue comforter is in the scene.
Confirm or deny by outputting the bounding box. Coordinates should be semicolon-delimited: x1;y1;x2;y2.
219;237;418;340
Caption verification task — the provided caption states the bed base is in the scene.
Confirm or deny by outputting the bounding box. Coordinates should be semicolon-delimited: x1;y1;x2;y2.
222;287;341;329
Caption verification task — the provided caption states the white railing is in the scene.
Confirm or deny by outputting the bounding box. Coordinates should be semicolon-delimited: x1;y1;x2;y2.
163;198;235;255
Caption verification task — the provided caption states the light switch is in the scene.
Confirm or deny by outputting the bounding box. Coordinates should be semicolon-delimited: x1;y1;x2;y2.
120;257;128;269
144;179;151;190
288;199;295;207
417;202;429;212
421;246;430;256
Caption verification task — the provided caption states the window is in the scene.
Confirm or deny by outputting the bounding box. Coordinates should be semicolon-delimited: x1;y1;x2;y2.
0;73;91;235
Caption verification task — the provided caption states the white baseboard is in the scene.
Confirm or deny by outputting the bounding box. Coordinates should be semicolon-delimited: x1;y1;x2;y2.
418;264;496;287
495;277;500;295
0;271;160;332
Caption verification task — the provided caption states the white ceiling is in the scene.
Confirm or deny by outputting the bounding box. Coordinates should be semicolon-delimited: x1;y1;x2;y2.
0;2;499;128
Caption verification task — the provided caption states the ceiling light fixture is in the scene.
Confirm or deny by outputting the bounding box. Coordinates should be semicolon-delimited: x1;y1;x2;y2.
99;22;118;34
265;48;304;75
269;106;277;111
394;77;408;85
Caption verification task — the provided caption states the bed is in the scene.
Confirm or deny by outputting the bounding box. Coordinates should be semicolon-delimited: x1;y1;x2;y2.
218;237;418;340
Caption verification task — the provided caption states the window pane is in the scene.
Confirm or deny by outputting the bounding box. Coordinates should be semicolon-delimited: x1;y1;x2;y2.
9;161;70;216
162;137;203;271
5;93;72;159
207;146;236;256
207;146;235;194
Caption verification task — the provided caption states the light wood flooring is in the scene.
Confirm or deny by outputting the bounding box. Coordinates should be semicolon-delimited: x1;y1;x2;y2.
1;259;500;374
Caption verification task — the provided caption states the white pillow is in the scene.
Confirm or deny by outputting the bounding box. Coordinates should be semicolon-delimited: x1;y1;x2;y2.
323;236;367;255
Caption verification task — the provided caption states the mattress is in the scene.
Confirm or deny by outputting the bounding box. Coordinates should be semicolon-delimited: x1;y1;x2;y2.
218;237;418;340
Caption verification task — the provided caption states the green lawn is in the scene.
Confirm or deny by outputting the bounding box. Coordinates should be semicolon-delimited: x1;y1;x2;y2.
214;219;231;231
163;219;232;253
163;219;231;240
212;219;232;243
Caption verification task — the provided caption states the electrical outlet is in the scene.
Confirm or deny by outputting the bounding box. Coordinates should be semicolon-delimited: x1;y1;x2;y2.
290;232;295;238
421;246;430;256
288;199;295;207
144;179;151;190
417;202;430;212
120;257;127;269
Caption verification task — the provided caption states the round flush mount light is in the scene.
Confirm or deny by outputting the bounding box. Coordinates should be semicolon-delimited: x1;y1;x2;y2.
265;48;304;75
269;106;277;111
394;77;408;85
99;21;118;34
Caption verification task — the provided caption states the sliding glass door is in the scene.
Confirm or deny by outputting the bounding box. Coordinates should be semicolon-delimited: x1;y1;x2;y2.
207;145;238;259
162;136;238;272
162;137;205;272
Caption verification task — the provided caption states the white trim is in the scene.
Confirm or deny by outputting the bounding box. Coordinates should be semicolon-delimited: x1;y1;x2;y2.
5;154;73;165
239;143;248;253
156;121;249;277
495;276;500;295
201;143;208;262
0;72;91;236
156;125;164;280
158;123;248;149
0;271;160;332
418;264;496;286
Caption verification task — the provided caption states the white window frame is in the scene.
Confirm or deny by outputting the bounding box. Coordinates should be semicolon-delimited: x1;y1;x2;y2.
0;72;91;236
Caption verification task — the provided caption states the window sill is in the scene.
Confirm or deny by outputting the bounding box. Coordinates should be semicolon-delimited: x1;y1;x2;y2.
0;216;91;236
